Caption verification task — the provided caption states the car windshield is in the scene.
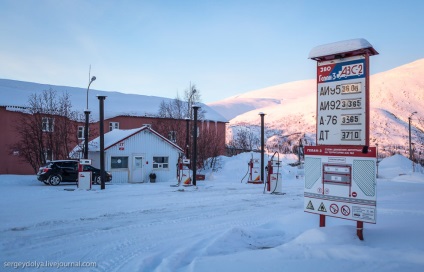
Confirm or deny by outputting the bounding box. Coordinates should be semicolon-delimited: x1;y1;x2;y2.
83;165;94;171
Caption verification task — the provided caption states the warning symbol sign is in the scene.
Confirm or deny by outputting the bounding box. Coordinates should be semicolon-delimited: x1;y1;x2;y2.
341;205;351;216
318;202;327;212
330;203;339;214
306;200;314;210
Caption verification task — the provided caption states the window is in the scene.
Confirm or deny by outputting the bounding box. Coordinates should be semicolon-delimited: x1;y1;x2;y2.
43;149;53;161
60;161;78;171
153;156;169;169
42;117;54;132
168;131;177;143
78;126;84;139
191;127;200;138
109;122;119;131
111;156;128;169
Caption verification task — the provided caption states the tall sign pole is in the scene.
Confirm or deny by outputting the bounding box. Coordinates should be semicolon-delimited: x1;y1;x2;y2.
306;39;378;240
192;105;200;186
97;95;107;190
259;112;266;183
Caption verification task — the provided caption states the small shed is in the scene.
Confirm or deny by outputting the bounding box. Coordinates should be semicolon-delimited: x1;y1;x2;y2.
87;126;183;183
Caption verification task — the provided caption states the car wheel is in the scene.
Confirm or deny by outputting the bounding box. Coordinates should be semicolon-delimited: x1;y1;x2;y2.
94;176;101;185
49;175;62;186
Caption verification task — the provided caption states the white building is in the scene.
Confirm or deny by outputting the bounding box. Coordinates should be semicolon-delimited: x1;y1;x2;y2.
86;126;183;183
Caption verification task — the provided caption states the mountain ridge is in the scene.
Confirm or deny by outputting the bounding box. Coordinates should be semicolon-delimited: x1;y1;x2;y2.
208;58;424;157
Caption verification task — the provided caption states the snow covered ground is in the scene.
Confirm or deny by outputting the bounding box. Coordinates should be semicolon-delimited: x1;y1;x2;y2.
1;153;424;272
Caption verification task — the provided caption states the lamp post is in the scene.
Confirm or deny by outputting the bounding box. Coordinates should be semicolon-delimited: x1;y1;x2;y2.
188;87;196;119
408;111;417;161
192;104;201;186
376;143;379;178
411;143;415;172
84;76;96;159
259;112;266;183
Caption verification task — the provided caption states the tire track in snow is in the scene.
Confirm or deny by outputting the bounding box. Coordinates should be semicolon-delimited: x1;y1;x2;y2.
2;185;303;271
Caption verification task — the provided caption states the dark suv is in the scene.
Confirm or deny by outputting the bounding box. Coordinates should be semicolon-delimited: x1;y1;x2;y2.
37;160;112;186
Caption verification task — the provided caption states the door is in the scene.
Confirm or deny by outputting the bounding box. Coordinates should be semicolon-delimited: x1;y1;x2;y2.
131;156;144;183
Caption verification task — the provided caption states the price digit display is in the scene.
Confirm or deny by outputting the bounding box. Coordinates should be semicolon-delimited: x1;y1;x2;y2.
341;82;361;94
341;114;361;125
341;98;361;109
341;130;361;141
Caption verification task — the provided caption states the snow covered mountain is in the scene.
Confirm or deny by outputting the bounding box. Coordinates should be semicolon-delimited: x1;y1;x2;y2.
208;59;424;158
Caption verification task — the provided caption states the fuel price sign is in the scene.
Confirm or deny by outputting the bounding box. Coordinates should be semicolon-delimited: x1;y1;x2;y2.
316;55;368;145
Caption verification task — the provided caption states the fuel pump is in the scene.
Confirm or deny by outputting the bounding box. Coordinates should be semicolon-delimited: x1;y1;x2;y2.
78;159;92;190
264;152;283;194
173;157;191;187
246;153;262;184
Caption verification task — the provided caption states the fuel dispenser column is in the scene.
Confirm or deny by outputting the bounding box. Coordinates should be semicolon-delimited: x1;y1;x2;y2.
179;158;192;185
78;159;92;190
247;158;262;184
267;157;283;193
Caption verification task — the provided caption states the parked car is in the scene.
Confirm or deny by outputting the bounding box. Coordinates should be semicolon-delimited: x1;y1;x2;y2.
37;160;112;186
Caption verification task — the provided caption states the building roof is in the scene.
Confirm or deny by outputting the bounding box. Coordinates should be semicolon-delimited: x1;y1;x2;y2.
70;126;183;157
91;126;183;152
0;79;228;123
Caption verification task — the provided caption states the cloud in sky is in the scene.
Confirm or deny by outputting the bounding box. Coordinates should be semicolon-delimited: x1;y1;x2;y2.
1;0;423;103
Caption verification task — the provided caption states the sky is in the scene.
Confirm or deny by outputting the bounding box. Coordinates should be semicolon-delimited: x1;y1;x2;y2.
1;0;424;103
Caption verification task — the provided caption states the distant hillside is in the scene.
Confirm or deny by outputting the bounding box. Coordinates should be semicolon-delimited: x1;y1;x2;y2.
209;59;424;158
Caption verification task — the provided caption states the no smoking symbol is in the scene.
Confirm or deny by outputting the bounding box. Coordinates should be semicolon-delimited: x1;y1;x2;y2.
330;204;339;214
341;205;350;216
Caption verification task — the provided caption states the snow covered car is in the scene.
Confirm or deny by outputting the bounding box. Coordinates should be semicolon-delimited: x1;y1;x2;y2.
37;160;112;186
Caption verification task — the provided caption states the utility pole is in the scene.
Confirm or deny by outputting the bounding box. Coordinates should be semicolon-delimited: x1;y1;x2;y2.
409;111;417;160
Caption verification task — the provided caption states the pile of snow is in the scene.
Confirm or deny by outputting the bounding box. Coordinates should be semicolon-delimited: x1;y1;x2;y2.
1;153;423;271
378;154;424;182
308;38;377;59
378;154;413;177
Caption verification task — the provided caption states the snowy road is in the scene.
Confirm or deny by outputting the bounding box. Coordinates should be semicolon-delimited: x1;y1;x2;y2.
1;176;305;271
1;153;424;272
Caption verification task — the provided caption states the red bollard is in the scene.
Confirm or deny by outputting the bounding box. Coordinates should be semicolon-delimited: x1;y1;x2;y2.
357;221;364;240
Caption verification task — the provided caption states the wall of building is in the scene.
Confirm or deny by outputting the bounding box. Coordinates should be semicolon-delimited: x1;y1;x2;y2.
0;107;35;174
1;107;226;175
101;129;182;183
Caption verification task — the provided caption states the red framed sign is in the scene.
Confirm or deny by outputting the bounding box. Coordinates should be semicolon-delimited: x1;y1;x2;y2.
304;146;377;224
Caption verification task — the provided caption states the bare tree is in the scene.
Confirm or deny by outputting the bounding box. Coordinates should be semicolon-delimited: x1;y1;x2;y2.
196;125;218;169
11;89;80;172
227;125;260;154
156;84;222;167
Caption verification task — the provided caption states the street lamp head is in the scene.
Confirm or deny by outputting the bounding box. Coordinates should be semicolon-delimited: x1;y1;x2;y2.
90;76;96;83
192;104;201;109
409;111;417;118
